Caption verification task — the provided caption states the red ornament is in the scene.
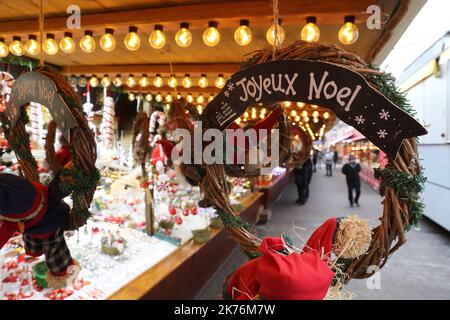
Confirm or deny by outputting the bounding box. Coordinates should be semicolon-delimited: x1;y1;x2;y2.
182;209;189;216
175;217;183;225
190;207;198;215
169;205;177;216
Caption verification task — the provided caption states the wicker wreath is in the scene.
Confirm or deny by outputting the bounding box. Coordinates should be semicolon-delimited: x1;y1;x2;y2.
173;40;425;284
0;66;99;231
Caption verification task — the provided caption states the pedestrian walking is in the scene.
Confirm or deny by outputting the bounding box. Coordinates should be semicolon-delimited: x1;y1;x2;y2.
333;150;338;168
312;150;317;172
324;150;333;176
294;158;313;205
342;155;361;207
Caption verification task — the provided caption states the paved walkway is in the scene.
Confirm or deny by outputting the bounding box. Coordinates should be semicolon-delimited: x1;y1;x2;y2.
197;165;450;300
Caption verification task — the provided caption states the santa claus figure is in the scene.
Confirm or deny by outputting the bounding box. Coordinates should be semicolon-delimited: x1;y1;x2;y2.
0;173;79;288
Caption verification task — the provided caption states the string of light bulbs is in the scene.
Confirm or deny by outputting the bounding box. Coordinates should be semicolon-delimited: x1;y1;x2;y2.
0;15;360;58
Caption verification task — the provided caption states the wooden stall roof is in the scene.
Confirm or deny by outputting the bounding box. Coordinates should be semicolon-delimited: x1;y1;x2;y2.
0;0;425;75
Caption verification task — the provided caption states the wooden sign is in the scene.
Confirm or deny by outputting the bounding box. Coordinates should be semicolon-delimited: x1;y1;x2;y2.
201;60;427;158
6;71;77;138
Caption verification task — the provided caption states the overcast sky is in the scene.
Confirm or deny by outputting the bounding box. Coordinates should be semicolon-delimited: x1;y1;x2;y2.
381;0;450;77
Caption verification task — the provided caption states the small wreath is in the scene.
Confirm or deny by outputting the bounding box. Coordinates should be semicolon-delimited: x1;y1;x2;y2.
0;66;99;230
172;41;426;283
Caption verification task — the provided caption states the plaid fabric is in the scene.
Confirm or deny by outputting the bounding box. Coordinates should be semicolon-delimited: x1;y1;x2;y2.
23;229;73;274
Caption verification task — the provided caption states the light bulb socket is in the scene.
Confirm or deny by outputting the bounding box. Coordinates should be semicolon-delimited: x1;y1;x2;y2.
103;74;109;77
0;37;4;42
218;73;224;77
129;74;134;77
344;15;355;24
116;74;121;77
154;24;163;31
105;28;114;35
156;74;161;77
306;16;317;24
240;19;250;27
84;30;94;37
64;32;73;38
185;73;190;77
46;33;55;40
208;21;218;28
129;26;138;33
12;36;21;41
201;74;206;77
28;34;37;40
91;75;97;78
180;22;189;29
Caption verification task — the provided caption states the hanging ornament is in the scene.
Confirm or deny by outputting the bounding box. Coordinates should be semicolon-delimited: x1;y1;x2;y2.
24;35;40;56
203;21;220;47
80;30;96;53
60;32;76;53
175;22;192;48
149;25;166;49
124;26;141;51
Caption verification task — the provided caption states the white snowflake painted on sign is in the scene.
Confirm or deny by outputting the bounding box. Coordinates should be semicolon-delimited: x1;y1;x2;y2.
227;82;235;91
377;129;388;139
354;115;365;125
379;109;390;121
224;91;230;97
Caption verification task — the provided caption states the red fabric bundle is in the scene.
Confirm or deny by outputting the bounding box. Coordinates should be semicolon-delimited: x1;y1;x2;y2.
303;218;337;259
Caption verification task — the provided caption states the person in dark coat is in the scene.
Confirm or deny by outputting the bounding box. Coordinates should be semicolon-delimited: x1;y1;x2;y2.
341;155;361;207
312;150;317;172
294;158;313;205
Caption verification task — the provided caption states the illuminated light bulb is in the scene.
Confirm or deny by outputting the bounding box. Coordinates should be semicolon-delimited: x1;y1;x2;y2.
251;113;257;119
208;94;214;102
197;105;203;115
0;38;9;57
312;104;318;109
312;111;319;118
153;74;163;88
80;31;96;53
244;111;249;118
282;101;291;107
176;94;181;100
304;116;310;122
301;16;320;43
313;117;319;123
297;102;305;108
203;21;220;47
101;74;111;87
126;74;136;88
261;108;267;115
290;110;297;117
182;74;192;88
197;94;205;104
186;93;194;103
128;92;135;101
89;75;99;87
215;74;226;89
149;25;166;49
234;19;252;46
165;93;173;103
9;36;24;56
139;74;149;88
24;35;39;56
301;110;308;117
198;74;208;88
43;34;58;55
266;21;285;46
295;115;300;122
167;74;178;88
175;22;192;48
68;75;77;87
59;32;75;54
155;92;162;102
145;93;153;102
235;118;241;125
78;76;87;87
260;113;265;119
323;111;330;119
100;28;116;52
124;26;141;51
113;74;122;87
338;16;359;45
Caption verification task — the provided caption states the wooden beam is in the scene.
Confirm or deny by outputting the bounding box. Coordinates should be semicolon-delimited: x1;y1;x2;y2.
0;0;374;35
63;63;240;76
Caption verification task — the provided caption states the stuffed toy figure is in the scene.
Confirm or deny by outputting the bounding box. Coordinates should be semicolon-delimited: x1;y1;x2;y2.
223;215;372;300
0;173;79;288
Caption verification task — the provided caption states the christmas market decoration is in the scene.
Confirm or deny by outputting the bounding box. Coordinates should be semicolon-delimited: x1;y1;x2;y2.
101;96;115;148
172;40;427;291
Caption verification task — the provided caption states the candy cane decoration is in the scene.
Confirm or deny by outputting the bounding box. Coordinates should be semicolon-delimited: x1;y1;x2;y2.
149;110;166;141
101;96;115;148
0;71;14;112
83;102;96;133
30;102;44;142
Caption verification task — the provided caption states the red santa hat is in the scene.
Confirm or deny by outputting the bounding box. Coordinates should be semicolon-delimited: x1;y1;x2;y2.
225;237;334;300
